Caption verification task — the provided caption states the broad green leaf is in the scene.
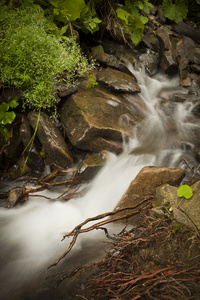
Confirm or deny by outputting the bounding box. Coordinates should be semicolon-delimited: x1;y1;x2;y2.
140;15;148;24
130;28;143;45
0;102;9;112
163;0;188;23
8;98;19;109
177;185;193;199
116;8;131;25
1;111;16;125
138;1;144;10
196;0;200;4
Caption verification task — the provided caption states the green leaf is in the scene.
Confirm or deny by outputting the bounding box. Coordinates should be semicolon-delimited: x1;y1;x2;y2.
0;111;16;125
140;15;148;24
162;0;188;23
138;1;144;10
177;185;193;199
8;98;19;108
116;8;131;25
0;127;10;141
0;102;9;113
195;0;200;4
130;28;143;45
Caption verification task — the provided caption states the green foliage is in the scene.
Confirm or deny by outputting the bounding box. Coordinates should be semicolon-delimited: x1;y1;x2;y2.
0;4;95;112
0;98;19;140
162;0;188;23
116;0;153;45
177;184;193;200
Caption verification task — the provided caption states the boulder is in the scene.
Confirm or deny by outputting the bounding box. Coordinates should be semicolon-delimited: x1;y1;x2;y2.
173;22;200;43
176;37;195;62
91;53;135;77
155;181;200;229
156;26;178;75
96;67;141;93
60;86;144;154
77;152;107;180
28;111;73;168
20;116;44;174
57;84;77;98
114;166;185;223
138;49;159;75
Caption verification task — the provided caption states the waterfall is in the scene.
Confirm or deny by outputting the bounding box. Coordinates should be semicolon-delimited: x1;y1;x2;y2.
0;66;199;300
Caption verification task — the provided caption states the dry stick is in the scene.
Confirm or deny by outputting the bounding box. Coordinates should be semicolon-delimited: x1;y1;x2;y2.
62;197;153;240
48;200;152;269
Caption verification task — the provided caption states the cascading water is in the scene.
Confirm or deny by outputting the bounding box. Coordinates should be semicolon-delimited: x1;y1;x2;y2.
1;65;200;300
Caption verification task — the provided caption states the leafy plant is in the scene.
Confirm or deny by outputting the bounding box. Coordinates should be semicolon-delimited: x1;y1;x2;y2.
0;98;19;140
116;0;154;45
0;4;95;112
162;0;188;23
177;184;193;200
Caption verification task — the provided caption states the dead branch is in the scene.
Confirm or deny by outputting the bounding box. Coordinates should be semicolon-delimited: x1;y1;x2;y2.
48;199;152;269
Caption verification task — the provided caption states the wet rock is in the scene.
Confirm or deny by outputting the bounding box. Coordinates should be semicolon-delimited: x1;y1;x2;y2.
20;116;44;174
1;121;24;171
91;53;134;77
179;57;191;87
156;26;178;75
96;67;141;93
77;152;107;180
176;37;195;62
57;84;77;98
114;166;185;224
28;111;73;168
138;49;159;75
60;86;144;154
173;22;200;43
5;186;26;208
155;181;200;229
91;53;124;69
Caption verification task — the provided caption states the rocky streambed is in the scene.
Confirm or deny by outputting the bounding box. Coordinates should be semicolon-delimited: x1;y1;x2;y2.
1;9;200;300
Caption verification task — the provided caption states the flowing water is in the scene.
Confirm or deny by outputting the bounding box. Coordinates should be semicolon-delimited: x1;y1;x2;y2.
0;65;200;299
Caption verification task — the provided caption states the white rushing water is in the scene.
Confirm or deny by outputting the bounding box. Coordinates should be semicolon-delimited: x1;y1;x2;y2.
0;66;199;299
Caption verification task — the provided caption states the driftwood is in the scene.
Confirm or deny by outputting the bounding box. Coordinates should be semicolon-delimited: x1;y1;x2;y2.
48;197;152;269
4;168;81;208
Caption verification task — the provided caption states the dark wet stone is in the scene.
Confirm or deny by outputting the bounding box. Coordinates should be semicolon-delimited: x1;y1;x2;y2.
77;152;107;180
28;111;73;168
173;22;200;43
60;85;144;154
96;67;141;93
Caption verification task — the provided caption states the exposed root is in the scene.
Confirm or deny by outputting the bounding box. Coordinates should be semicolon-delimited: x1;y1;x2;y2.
48;198;152;269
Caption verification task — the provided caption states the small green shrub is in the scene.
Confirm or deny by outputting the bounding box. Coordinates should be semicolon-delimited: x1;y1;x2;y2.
0;3;95;112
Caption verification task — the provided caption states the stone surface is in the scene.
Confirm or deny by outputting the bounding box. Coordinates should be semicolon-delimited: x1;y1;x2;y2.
77;152;107;180
139;49;159;75
60;86;144;153
173;22;200;43
157;26;178;75
96;67;141;93
28;111;73;168
155;181;200;229
114;166;185;223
